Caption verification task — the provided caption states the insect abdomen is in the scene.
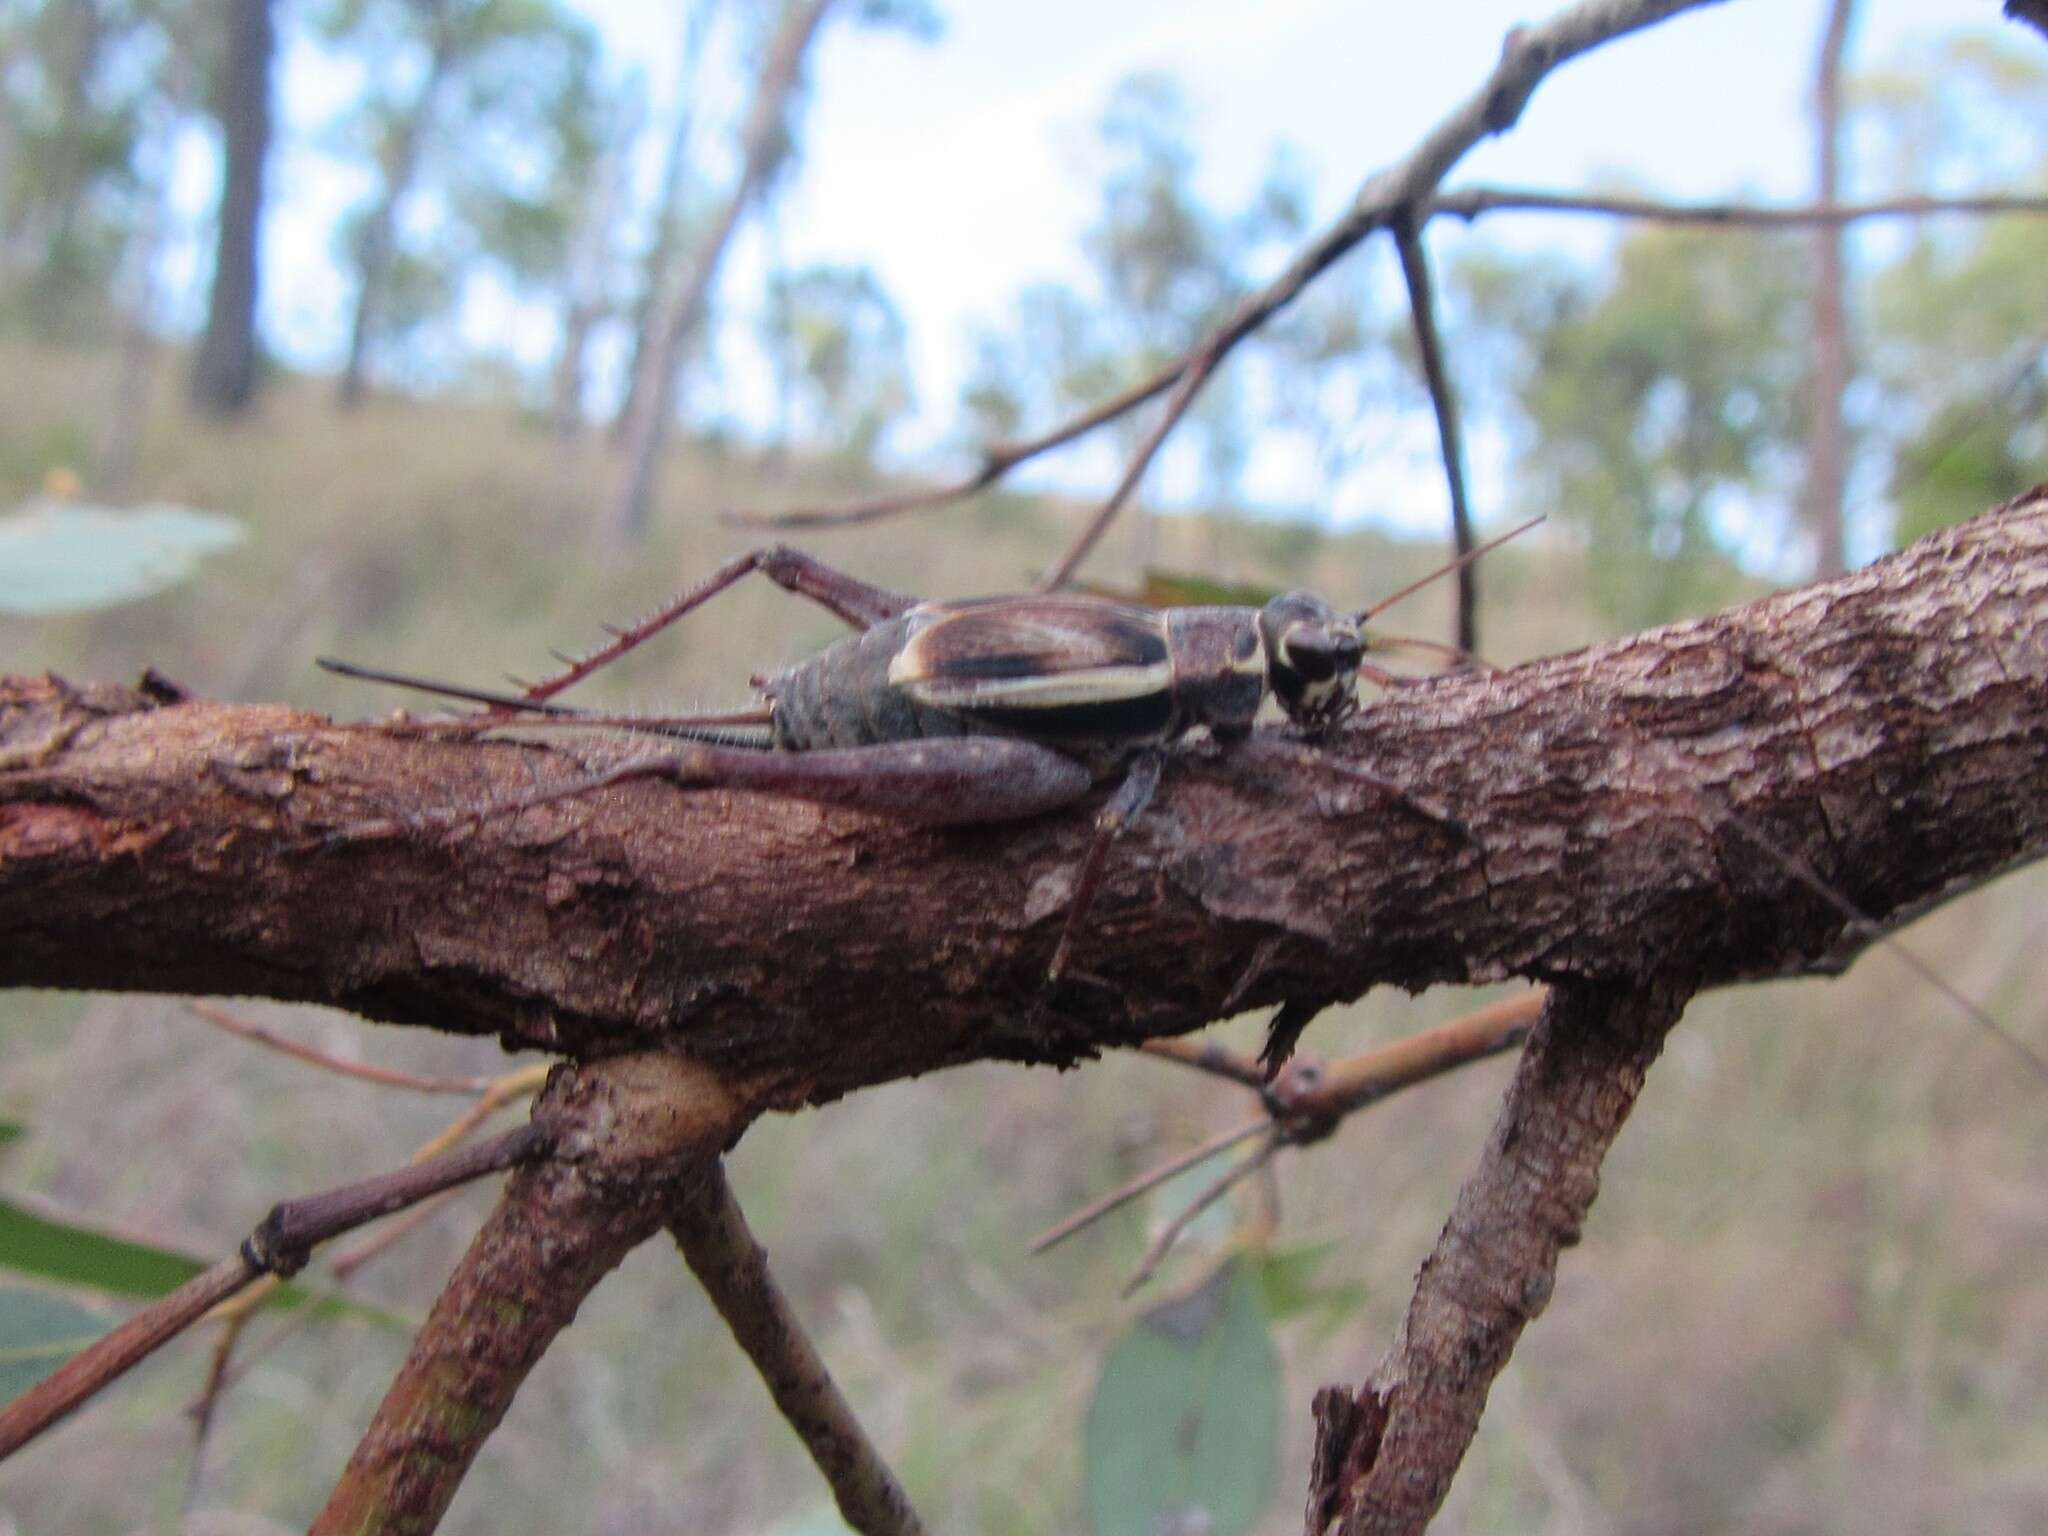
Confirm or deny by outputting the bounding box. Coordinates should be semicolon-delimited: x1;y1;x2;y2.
765;616;983;751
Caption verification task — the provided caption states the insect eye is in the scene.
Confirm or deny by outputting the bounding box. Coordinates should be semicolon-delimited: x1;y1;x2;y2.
1280;623;1362;681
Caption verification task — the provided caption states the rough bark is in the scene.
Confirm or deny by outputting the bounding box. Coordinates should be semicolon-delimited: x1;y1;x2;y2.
308;1053;748;1535
1308;982;1683;1534
189;0;275;417
4;493;2045;1114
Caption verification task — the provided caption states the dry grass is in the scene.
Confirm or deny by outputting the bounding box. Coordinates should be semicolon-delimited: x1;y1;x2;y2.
1;340;2043;1535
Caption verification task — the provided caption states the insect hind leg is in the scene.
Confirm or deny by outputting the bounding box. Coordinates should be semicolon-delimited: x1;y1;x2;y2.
520;546;919;707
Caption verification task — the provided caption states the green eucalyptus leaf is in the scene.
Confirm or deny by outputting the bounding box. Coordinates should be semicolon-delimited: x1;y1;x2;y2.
1259;1240;1367;1329
0;1198;408;1330
1084;1256;1281;1536
0;498;244;615
0;1285;112;1400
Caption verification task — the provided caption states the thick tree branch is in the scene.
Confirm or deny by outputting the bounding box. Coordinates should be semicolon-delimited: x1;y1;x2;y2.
3;494;2046;1112
1309;981;1686;1535
308;1054;747;1535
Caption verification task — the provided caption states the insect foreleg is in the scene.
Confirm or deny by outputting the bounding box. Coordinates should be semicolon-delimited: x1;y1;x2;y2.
520;546;919;706
1046;750;1165;988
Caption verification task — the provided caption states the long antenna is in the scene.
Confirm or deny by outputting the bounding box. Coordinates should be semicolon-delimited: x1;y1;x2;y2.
1357;514;1546;624
318;658;583;716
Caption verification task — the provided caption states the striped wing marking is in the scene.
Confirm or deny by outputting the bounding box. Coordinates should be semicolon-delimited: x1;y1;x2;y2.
886;597;1172;711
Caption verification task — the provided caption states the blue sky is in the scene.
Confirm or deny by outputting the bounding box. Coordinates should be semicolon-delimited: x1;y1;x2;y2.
223;0;2017;528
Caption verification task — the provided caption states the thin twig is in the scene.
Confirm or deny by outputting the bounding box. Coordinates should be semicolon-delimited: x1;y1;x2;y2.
1392;215;1479;656
181;1305;255;1519
188;1190;462;1413
728;0;1728;557
671;1164;929;1536
1033;0;1729;588
0;1124;551;1462
412;1063;553;1163
1121;1134;1280;1297
0;1256;257;1459
1428;185;2048;227
1139;1034;1268;1088
199;1062;548;1361
1031;1115;1272;1254
1040;996;1543;1260
1038;333;1233;589
1284;992;1545;1128
723;358;1188;529
187;1001;495;1095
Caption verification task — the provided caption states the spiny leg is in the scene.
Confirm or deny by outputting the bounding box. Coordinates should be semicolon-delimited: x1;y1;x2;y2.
1046;750;1164;988
518;545;920;707
317;657;774;744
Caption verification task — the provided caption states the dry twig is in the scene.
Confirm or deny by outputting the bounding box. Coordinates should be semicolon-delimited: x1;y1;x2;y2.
188;1000;495;1094
671;1164;929;1536
1391;215;1478;654
1037;996;1543;1276
0;1124;549;1460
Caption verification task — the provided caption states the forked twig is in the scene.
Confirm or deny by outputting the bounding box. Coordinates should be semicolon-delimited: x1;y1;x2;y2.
671;1164;929;1536
0;1124;551;1459
724;359;1189;529
1036;995;1544;1277
1029;1115;1272;1253
733;0;1730;572
729;185;2047;546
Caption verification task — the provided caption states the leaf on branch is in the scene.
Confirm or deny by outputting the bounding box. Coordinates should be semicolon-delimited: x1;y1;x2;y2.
0;1198;407;1330
0;1286;112;1402
1084;1255;1280;1536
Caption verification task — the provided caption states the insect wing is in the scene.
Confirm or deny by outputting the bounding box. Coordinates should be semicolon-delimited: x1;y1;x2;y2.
888;597;1176;739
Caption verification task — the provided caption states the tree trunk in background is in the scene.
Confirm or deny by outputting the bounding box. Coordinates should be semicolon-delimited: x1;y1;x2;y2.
337;18;452;411
550;96;642;439
100;179;165;495
605;0;835;545
609;1;717;443
1803;0;1854;578
190;0;275;417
